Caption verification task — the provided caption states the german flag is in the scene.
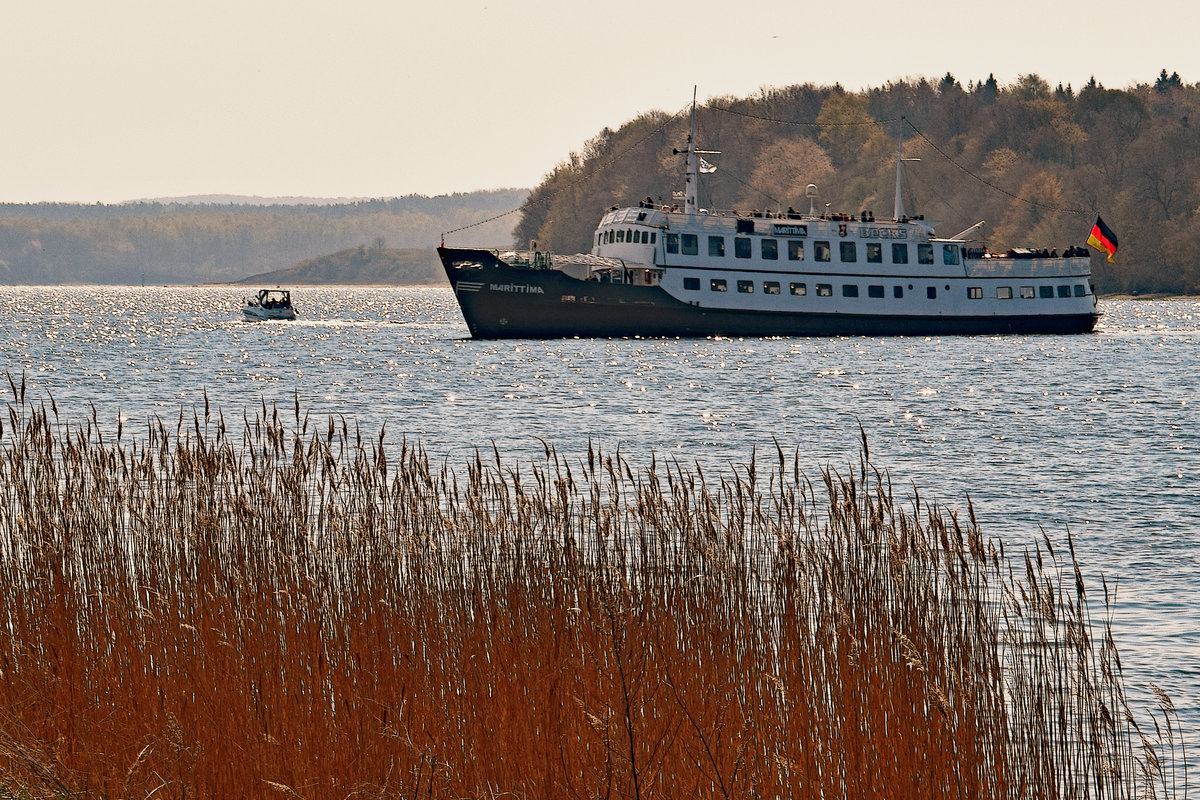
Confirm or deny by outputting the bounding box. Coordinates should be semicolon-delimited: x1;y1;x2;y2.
1087;216;1118;263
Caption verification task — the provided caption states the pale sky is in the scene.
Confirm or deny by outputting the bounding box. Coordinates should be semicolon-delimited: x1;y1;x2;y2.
3;0;1193;204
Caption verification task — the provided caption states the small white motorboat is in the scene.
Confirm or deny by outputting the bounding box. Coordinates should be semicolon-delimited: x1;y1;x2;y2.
243;288;297;320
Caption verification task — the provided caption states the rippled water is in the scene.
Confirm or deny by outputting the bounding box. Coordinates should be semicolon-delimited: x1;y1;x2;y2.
3;285;1198;743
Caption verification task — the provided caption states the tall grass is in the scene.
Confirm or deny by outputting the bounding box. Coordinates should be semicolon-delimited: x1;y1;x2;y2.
0;377;1187;798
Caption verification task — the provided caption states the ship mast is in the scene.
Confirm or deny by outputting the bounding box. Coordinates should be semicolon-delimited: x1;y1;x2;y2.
893;117;919;221
679;87;719;215
684;88;699;214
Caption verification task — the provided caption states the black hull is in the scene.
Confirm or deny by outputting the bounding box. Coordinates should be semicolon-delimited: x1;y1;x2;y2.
438;248;1100;339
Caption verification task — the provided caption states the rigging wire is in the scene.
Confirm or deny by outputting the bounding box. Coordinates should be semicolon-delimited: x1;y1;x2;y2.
441;103;693;241
899;118;1093;217
711;105;1094;216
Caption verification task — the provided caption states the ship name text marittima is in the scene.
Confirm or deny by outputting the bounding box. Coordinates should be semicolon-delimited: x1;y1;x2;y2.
438;100;1101;339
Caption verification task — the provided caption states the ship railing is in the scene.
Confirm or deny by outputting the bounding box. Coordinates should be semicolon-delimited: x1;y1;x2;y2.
965;256;1093;279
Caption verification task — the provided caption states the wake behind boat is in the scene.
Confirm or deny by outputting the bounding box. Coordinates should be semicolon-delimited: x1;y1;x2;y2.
243;288;297;321
439;101;1101;340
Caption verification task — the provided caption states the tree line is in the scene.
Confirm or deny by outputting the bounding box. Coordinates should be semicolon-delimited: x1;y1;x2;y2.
515;70;1200;295
0;190;526;285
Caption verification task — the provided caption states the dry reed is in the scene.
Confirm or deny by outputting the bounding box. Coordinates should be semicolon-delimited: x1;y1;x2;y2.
0;375;1187;799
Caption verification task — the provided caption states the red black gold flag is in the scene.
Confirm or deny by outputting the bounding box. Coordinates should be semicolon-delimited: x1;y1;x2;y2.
1087;216;1118;263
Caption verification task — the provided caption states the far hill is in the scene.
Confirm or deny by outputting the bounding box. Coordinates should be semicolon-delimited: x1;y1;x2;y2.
239;244;444;286
0;189;526;285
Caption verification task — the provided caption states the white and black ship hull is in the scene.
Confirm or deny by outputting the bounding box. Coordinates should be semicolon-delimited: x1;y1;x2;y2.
439;247;1099;339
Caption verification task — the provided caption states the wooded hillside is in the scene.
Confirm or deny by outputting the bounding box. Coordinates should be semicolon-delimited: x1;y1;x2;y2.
515;71;1200;295
0;190;525;285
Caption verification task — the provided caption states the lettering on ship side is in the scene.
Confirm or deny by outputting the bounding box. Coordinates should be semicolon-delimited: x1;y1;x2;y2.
488;283;545;294
857;226;908;239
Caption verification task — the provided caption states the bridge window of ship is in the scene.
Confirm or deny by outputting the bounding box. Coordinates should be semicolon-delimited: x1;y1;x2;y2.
764;281;781;294
709;236;726;257
892;243;909;264
840;242;857;262
1074;284;1087;297
617;230;625;242
868;285;885;298
787;240;805;260
998;286;1013;299
666;233;679;253
842;284;859;298
762;239;778;260
894;286;904;298
816;284;833;297
683;277;700;290
814;241;831;262
737;280;754;293
918;244;935;265
927;286;937;299
1039;286;1054;299
1020;286;1035;298
682;234;698;255
943;245;961;266
790;282;807;296
711;279;728;292
627;229;634;242
735;238;752;259
1057;285;1071;298
866;243;883;263
968;287;983;299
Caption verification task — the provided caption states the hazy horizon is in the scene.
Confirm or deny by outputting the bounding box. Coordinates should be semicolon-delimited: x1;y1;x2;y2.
4;0;1194;204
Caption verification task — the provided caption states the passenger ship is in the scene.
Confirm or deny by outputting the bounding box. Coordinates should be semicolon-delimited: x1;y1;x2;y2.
438;110;1100;339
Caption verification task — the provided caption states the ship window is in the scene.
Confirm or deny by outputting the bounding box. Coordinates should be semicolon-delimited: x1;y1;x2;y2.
868;284;884;298
682;234;698;255
735;237;752;259
736;219;755;234
892;243;909;264
788;240;805;260
927;286;937;299
1074;284;1086;297
866;243;883;263
632;230;641;243
816;284;833;296
1039;285;1054;298
711;278;727;292
762;238;778;260
998;286;1013;299
814;241;831;262
1057;285;1071;298
790;282;807;296
709;236;726;257
626;229;634;242
683;277;700;291
617;230;625;243
918;244;934;264
666;233;679;254
650;232;656;244
943;244;961;265
764;281;781;294
893;286;903;298
737;280;754;293
840;242;857;262
1020;286;1035;298
968;287;983;299
842;284;859;298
